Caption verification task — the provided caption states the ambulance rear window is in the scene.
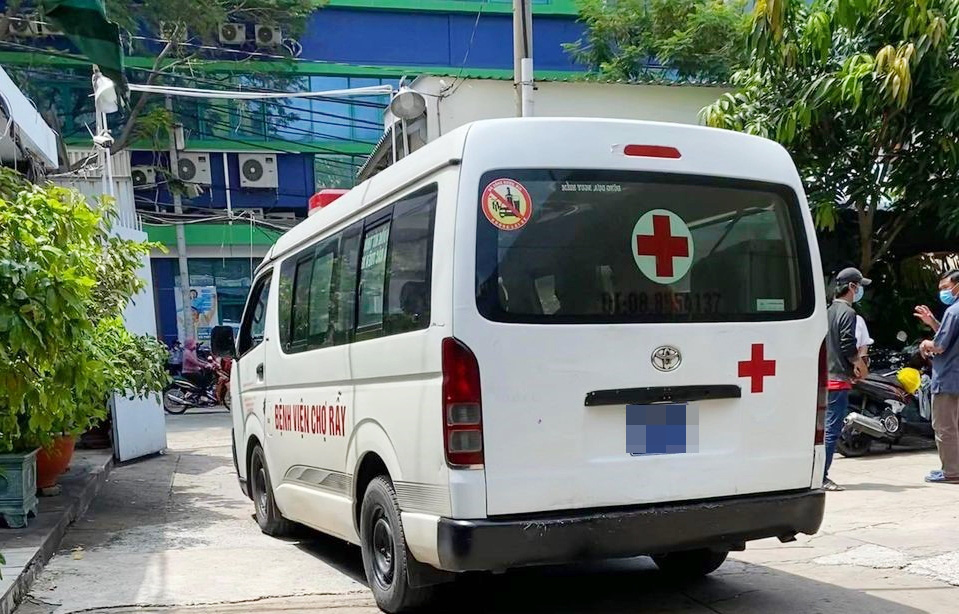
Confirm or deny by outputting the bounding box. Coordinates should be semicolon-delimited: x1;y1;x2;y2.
475;169;815;323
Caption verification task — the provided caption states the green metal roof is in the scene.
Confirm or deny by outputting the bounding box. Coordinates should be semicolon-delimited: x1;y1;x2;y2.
0;51;586;81
145;222;284;247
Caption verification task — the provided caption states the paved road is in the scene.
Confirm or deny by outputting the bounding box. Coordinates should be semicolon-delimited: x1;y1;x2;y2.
17;412;959;613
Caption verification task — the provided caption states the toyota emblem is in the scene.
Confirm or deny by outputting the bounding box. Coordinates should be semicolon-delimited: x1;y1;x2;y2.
651;346;682;372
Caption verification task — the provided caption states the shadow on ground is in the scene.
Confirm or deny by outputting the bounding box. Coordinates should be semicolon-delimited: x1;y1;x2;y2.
293;527;926;614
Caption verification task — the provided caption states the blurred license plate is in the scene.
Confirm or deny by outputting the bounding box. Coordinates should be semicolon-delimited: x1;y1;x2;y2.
626;404;699;456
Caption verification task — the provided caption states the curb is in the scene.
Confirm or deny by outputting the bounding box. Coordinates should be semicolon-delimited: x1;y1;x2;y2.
1;454;114;614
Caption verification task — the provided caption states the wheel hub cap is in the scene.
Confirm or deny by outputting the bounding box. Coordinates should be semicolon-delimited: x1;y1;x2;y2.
256;467;268;516
372;514;394;585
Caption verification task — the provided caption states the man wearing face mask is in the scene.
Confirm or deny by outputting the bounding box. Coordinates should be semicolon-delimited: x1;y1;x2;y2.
915;270;959;484
823;267;871;491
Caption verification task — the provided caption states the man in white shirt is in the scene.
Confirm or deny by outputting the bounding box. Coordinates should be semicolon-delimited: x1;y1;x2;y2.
856;315;874;362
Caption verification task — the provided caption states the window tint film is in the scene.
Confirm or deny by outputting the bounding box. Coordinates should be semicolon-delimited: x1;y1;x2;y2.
475;170;813;323
332;224;361;345
386;186;437;334
238;274;271;355
308;244;336;344
357;222;391;329
291;259;312;344
278;259;295;350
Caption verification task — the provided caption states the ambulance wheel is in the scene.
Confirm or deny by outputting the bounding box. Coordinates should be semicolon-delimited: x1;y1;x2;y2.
360;476;433;613
250;445;294;537
652;549;728;579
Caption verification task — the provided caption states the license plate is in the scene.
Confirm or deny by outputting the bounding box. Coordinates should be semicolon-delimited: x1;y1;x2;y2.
626;404;699;456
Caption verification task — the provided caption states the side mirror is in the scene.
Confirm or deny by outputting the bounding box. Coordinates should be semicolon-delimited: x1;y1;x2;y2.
210;325;236;358
896;330;909;343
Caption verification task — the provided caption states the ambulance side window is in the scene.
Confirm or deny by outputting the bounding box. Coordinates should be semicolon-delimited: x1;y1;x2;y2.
332;223;362;346
385;185;437;335
238;274;271;357
356;220;391;335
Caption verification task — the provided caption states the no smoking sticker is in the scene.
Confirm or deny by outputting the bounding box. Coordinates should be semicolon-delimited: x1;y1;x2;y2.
631;209;694;285
482;178;533;231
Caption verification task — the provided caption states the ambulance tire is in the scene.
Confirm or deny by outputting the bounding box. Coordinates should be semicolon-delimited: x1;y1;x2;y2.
250;445;294;537
652;549;728;579
360;476;434;613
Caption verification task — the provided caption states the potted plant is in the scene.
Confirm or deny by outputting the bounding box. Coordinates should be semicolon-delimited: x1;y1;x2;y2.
0;169;168;523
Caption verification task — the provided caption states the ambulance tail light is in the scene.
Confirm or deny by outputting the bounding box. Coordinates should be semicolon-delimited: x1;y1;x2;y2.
815;339;828;445
622;144;682;159
442;337;484;468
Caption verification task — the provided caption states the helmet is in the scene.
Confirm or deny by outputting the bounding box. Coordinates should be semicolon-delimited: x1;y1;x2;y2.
897;367;921;394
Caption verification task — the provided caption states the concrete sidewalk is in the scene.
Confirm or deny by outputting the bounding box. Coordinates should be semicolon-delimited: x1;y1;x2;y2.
0;449;113;614
16;413;959;613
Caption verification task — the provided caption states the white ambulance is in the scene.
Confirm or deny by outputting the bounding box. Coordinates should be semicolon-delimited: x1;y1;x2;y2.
212;118;828;613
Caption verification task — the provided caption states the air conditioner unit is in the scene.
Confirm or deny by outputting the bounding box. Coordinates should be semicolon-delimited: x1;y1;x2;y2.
238;153;278;188
177;152;212;185
218;23;246;45
254;24;282;46
8;16;40;37
131;166;157;188
159;21;186;41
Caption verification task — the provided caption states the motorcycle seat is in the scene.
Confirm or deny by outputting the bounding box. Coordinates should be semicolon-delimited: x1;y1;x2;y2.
866;373;902;387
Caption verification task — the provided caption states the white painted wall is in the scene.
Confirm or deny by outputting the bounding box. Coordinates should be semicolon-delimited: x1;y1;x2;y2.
413;77;729;142
52;169;167;461
0;66;58;168
55;175;140;233
111;225;168;462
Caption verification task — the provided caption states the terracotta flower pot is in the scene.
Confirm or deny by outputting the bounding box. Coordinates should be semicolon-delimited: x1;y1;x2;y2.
36;436;76;489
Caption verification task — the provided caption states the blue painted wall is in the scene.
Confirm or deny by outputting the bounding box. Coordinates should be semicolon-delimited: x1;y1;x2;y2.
151;258;180;345
299;9;586;70
131;151;316;211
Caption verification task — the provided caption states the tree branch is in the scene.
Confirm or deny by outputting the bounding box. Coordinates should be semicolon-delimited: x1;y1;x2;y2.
110;40;179;154
872;200;936;265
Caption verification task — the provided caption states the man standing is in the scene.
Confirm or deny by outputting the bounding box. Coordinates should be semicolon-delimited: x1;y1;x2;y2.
915;270;959;484
823;267;871;491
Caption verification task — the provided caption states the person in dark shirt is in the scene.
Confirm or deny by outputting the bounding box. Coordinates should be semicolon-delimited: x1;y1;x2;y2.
915;269;959;483
823;267;871;491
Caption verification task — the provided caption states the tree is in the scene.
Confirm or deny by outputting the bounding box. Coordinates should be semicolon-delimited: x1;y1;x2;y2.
702;0;959;274
565;0;751;83
102;0;316;155
0;168;168;453
0;1;317;162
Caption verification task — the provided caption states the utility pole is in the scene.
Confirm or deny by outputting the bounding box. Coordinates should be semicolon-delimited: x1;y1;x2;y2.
513;0;534;117
166;95;194;342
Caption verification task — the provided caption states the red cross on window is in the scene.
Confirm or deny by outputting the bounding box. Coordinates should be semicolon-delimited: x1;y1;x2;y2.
636;215;689;277
738;343;777;393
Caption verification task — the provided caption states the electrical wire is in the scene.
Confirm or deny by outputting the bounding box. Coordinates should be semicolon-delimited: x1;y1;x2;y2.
0;40;390;109
133;174;351;202
125;32;411;74
4;64;387;134
441;0;489;99
130;82;393;100
173;107;373;167
191;103;379;145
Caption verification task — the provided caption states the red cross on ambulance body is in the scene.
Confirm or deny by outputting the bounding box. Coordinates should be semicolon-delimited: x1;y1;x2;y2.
738;343;776;393
636;215;690;277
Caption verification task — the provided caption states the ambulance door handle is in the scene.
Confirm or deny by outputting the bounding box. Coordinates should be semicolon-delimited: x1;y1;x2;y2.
256;363;264;381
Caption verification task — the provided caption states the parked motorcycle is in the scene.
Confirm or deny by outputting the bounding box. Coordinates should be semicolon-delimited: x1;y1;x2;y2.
162;355;231;415
838;336;934;457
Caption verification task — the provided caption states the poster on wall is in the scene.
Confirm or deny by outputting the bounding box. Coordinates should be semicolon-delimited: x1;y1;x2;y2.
174;286;219;342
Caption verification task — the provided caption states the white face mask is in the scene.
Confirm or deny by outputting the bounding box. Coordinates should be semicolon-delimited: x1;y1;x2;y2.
853;284;864;303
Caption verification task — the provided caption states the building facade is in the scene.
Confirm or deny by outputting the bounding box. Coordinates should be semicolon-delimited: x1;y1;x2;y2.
0;1;639;343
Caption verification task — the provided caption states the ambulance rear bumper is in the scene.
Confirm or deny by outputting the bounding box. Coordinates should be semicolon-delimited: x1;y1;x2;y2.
435;488;824;572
